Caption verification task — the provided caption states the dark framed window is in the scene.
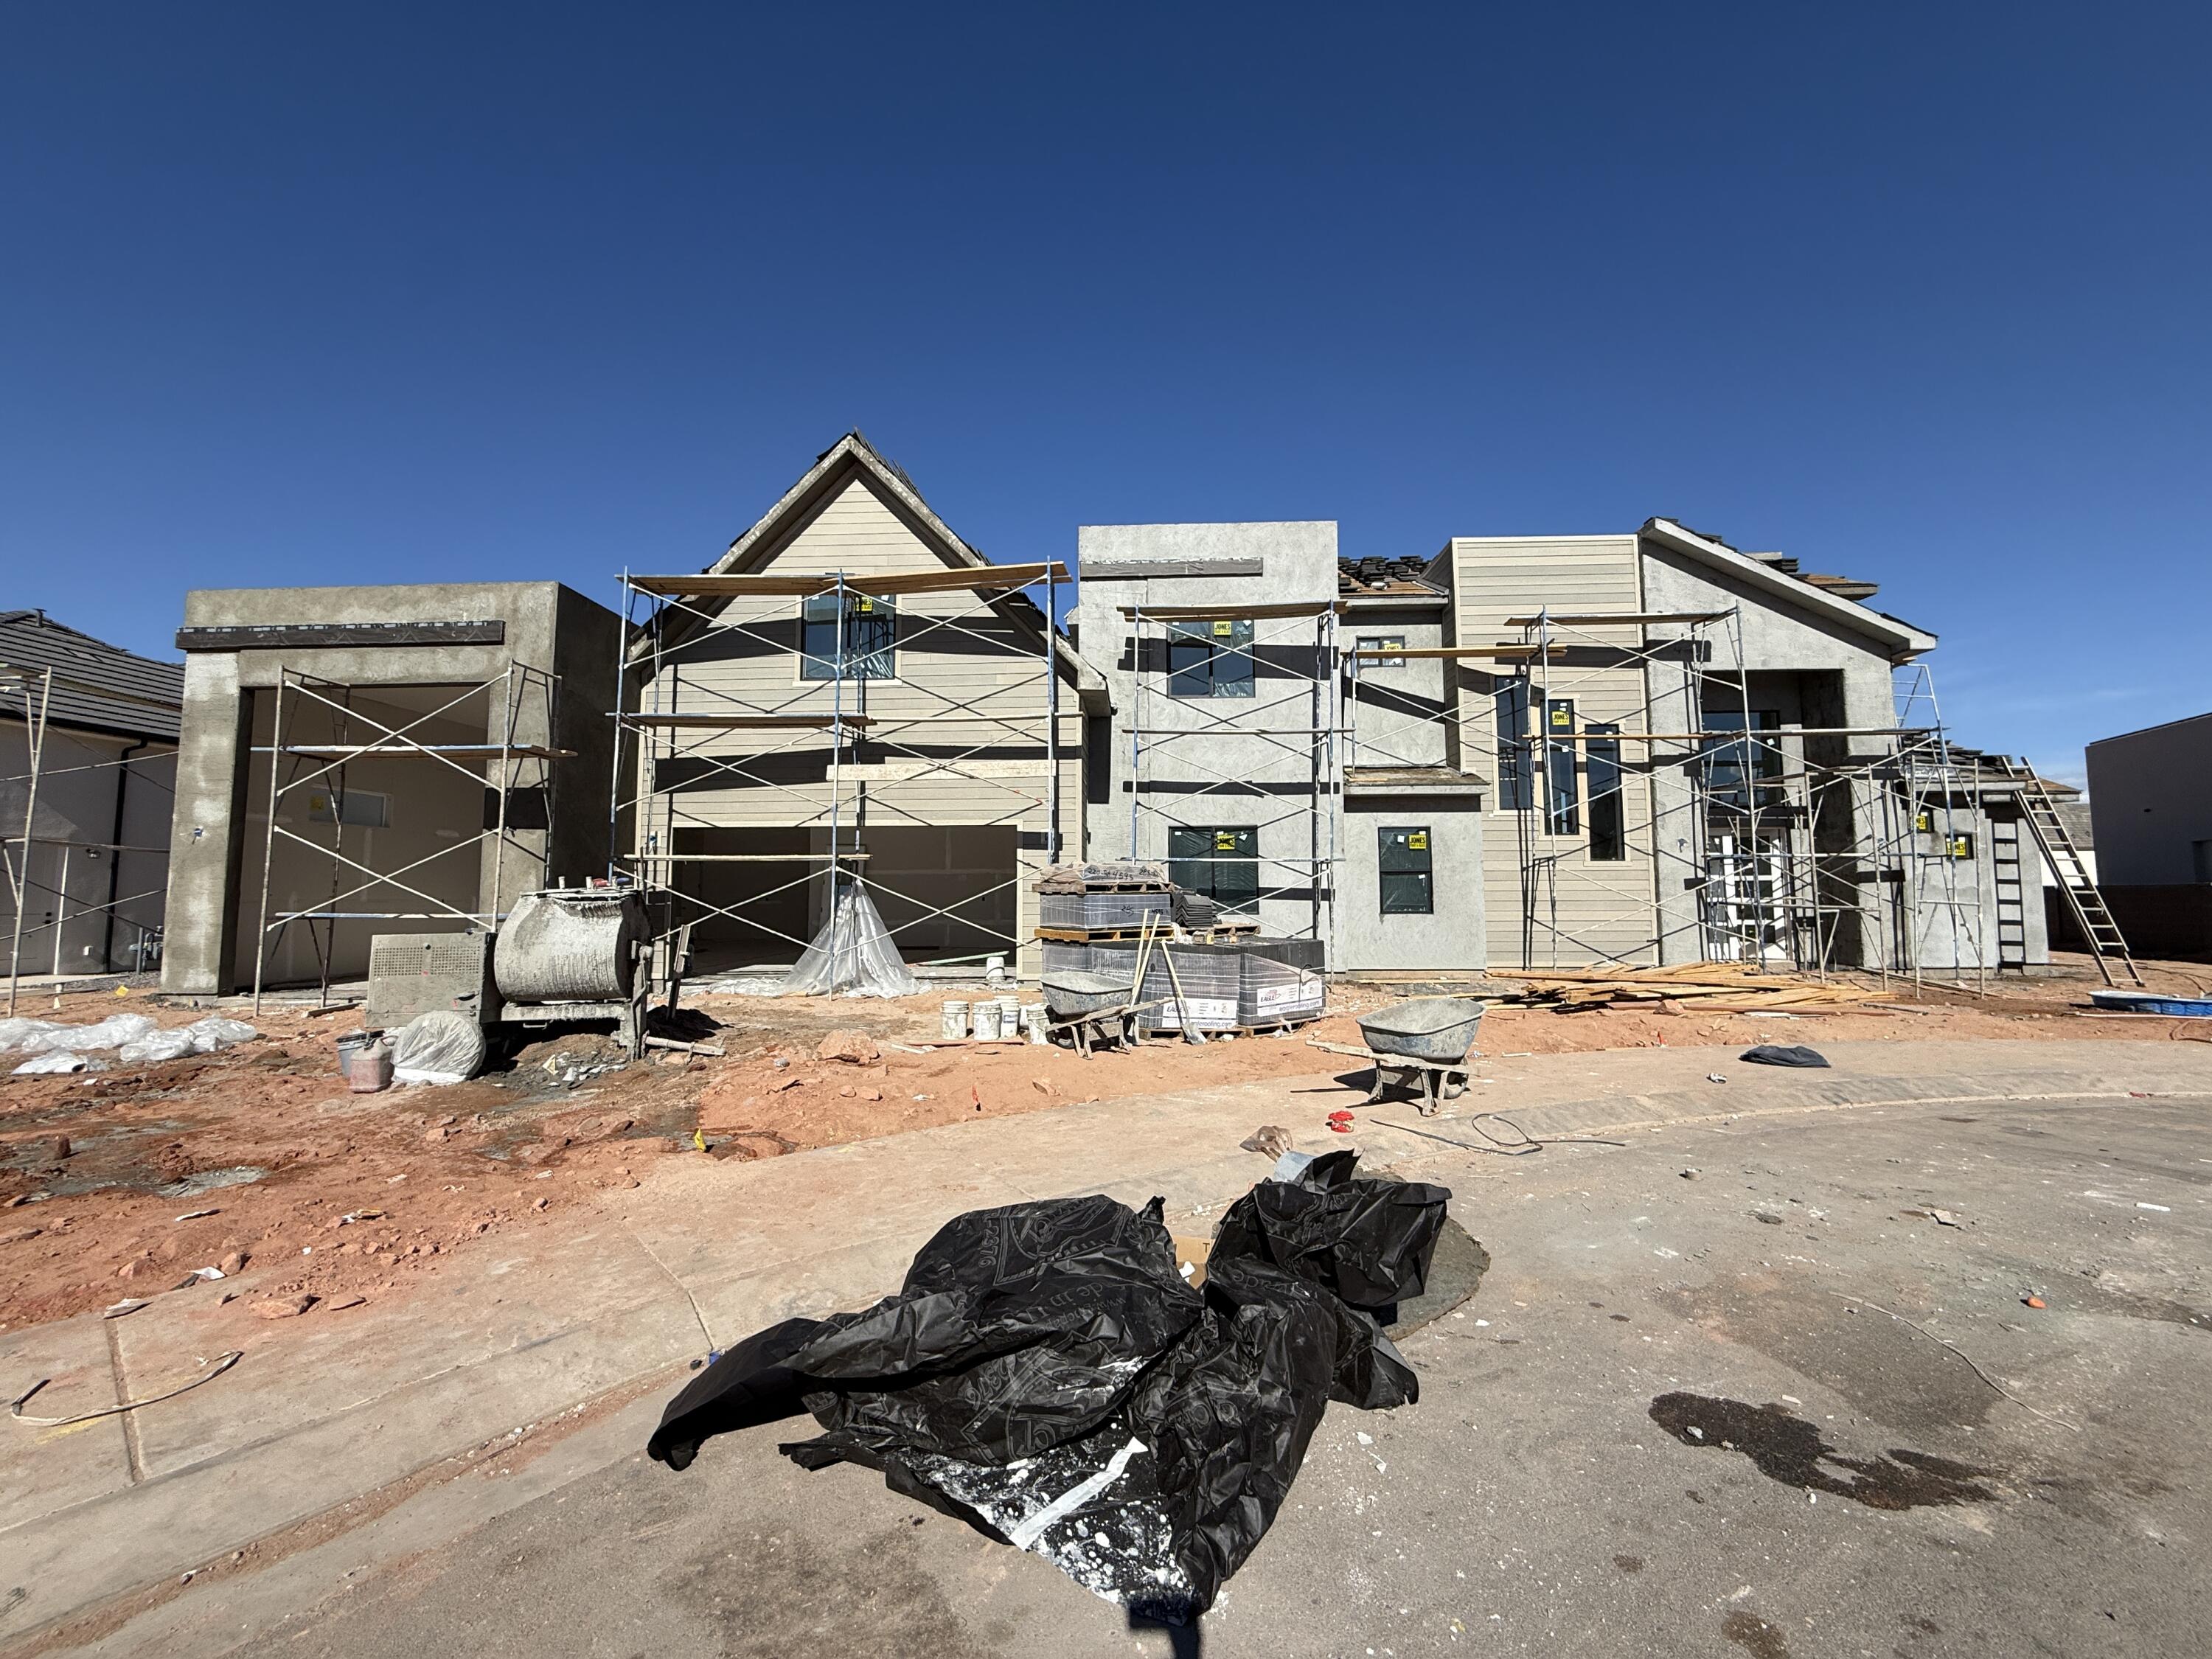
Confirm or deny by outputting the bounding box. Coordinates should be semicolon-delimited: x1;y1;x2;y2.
1701;709;1781;808
800;593;897;681
1545;698;1579;835
1377;825;1433;915
1166;619;1255;698
1587;724;1624;861
1167;825;1259;913
1496;684;1532;810
1356;635;1406;669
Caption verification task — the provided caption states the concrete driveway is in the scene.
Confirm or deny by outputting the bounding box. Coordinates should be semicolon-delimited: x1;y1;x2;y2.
58;1063;2208;1659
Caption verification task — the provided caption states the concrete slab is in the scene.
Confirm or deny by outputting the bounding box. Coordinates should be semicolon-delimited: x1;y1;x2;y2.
0;1314;132;1533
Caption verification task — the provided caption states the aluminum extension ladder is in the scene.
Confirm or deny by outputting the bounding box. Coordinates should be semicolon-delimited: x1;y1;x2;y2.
2008;759;2143;988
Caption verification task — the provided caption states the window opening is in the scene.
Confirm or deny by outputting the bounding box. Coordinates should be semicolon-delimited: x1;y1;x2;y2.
1377;825;1433;914
1166;619;1255;698
1167;825;1259;912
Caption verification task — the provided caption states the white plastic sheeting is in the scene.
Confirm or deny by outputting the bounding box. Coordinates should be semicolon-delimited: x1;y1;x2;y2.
119;1029;200;1065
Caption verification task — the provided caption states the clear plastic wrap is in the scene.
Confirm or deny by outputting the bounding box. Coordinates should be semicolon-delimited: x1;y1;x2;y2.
0;1018;58;1054
183;1016;259;1053
773;885;921;998
389;1009;487;1085
119;1029;200;1065
21;1013;158;1054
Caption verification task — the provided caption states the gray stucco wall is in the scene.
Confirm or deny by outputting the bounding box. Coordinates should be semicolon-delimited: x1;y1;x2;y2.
1074;523;1340;943
2087;713;2212;886
1342;600;1451;769
1337;797;1485;971
161;582;622;994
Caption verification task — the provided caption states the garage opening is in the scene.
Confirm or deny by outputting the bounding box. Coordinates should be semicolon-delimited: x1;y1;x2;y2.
229;684;493;990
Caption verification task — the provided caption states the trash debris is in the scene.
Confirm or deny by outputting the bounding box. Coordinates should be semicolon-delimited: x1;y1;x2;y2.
1326;1109;1356;1135
389;1010;487;1085
10;1350;243;1427
188;1265;226;1281
1930;1208;1963;1228
1706;1074;1727;1084
648;1150;1453;1621
1239;1124;1294;1159
2023;1294;2046;1309
102;1298;150;1319
1738;1045;1830;1068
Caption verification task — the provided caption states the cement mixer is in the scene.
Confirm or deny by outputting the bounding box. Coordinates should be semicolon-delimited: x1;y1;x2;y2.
363;883;676;1057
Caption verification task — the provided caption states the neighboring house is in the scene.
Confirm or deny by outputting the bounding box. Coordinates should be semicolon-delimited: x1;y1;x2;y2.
619;434;1096;975
2087;713;2212;886
1;611;182;977
1072;517;2046;977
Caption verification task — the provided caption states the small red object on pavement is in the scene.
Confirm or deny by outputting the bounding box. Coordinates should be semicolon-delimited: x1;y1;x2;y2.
1327;1110;1355;1134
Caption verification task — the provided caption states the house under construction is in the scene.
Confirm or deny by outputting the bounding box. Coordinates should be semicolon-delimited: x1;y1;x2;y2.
155;435;2126;998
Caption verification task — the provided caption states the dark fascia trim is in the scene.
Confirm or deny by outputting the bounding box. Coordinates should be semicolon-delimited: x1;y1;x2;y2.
176;621;507;652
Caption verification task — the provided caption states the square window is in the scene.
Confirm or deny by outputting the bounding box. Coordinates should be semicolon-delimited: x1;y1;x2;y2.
1166;619;1255;698
1357;635;1406;669
1167;825;1259;912
801;593;896;681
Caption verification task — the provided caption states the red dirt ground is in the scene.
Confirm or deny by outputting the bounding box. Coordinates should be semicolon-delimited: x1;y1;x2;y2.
3;953;2205;1332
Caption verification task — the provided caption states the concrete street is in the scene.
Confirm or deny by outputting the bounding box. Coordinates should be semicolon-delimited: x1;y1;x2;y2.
6;1039;2209;1658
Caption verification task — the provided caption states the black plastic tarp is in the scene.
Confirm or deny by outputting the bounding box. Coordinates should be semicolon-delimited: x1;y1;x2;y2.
648;1150;1451;1621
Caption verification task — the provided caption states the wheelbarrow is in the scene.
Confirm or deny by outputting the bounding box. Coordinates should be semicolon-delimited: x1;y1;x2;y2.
1043;971;1157;1057
1311;997;1486;1116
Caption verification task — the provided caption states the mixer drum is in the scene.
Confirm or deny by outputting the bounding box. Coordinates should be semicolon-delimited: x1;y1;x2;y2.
494;887;648;1005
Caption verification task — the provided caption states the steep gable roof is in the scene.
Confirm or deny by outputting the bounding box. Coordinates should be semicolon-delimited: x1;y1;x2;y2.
711;431;992;580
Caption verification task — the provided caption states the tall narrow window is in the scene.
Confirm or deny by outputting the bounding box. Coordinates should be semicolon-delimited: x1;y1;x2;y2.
1545;698;1579;835
1587;724;1624;860
1166;619;1255;698
1167;826;1259;913
800;593;897;681
1495;684;1532;810
1377;826;1434;914
1701;709;1781;808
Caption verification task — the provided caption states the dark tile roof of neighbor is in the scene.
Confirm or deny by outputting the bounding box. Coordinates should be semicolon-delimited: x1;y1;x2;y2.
1338;556;1444;597
0;611;184;742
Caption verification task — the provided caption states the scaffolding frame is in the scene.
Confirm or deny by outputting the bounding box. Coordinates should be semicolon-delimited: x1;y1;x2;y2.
1341;608;2000;983
246;662;567;1013
4;661;181;1012
610;562;1068;982
1121;601;1343;944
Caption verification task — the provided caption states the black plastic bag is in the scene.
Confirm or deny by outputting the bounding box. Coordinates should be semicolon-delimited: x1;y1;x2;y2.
648;1152;1452;1621
1739;1043;1830;1068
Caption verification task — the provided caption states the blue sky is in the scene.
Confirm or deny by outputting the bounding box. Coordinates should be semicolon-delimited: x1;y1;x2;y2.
4;4;2205;785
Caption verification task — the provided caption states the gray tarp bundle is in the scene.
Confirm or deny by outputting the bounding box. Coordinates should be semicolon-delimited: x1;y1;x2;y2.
648;1150;1450;1621
1739;1043;1831;1068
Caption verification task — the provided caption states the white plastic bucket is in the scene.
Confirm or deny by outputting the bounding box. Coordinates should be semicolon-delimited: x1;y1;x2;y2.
940;1001;970;1040
972;999;1004;1040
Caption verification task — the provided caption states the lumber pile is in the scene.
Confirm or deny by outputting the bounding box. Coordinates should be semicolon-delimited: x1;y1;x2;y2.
1492;962;1884;1014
